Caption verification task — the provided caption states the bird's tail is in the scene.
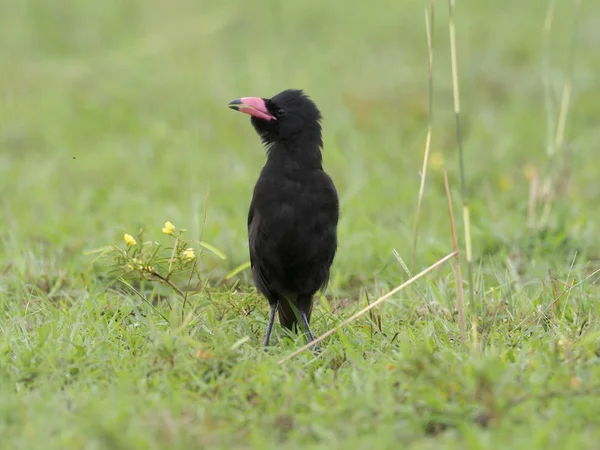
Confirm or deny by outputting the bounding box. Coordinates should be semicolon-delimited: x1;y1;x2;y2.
278;297;312;331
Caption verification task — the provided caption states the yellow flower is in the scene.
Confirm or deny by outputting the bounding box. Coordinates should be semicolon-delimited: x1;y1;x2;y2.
126;263;134;271
523;164;537;182
183;248;196;261
429;152;445;172
123;233;137;246
497;175;513;192
162;221;176;235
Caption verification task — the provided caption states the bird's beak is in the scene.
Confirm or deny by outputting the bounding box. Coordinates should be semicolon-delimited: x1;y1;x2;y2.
228;97;277;122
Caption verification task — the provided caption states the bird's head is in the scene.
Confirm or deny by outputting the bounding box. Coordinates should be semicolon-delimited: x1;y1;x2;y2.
228;89;322;147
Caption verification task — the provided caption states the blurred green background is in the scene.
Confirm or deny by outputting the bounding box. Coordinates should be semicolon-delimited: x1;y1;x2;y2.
2;1;600;448
2;0;598;287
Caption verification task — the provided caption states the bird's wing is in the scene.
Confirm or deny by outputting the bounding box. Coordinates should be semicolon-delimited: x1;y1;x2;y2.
247;198;255;230
247;199;257;272
247;203;273;296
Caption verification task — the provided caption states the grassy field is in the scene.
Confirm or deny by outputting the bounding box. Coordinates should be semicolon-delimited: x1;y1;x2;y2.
2;0;600;448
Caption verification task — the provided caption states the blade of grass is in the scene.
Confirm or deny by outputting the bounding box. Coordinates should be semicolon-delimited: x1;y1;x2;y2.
444;170;466;342
119;278;170;323
412;0;436;263
278;250;457;364
539;0;580;228
184;184;212;319
448;0;474;309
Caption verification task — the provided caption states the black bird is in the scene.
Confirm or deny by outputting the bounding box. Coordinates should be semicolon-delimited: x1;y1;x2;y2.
228;89;339;347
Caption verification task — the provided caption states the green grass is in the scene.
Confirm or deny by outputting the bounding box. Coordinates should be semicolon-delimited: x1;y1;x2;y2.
2;0;600;448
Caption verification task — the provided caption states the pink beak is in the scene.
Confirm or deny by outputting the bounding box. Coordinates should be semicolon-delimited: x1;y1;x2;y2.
228;97;277;122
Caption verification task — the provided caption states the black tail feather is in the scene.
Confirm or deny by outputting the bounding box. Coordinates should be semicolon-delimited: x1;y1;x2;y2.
277;296;313;331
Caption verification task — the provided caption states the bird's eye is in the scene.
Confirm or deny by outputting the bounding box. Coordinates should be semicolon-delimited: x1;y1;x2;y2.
276;108;286;117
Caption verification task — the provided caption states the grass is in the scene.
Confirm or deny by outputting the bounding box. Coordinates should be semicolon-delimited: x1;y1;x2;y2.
2;0;600;448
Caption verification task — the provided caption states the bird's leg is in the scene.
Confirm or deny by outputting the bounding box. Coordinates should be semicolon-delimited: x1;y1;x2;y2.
263;302;278;347
299;311;318;351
